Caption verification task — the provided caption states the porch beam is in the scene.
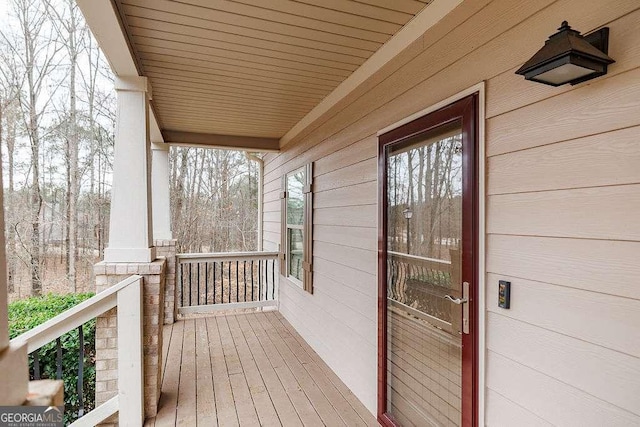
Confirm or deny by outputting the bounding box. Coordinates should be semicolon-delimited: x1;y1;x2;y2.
162;130;280;152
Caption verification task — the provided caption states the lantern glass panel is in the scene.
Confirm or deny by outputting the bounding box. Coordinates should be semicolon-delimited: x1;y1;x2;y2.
533;63;595;85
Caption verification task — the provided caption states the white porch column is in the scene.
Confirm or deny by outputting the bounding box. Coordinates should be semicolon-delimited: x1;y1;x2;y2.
104;76;156;263
151;143;172;240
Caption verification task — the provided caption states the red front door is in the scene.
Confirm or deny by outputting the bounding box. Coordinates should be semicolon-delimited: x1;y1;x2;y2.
378;94;479;427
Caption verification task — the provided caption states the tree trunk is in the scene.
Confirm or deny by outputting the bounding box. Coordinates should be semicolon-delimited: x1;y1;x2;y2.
174;148;189;251
0;100;7;293
6;105;17;293
29;89;42;296
417;147;425;255
407;150;414;254
66;0;79;290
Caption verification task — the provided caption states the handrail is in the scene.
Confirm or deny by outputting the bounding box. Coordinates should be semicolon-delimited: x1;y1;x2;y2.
388;251;451;272
11;275;141;353
178;251;279;263
68;396;118;427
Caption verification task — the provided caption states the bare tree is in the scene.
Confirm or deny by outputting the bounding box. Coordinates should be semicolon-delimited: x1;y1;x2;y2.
46;0;85;289
170;147;258;254
0;42;23;293
1;0;63;295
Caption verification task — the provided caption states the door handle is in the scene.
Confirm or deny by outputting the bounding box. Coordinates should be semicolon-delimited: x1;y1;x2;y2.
444;282;470;335
444;295;467;305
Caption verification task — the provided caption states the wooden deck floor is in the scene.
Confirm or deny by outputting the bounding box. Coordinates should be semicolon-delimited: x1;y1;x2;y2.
145;311;378;426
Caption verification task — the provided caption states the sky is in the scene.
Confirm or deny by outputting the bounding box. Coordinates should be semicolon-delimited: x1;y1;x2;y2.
0;2;8;23
1;0;117;192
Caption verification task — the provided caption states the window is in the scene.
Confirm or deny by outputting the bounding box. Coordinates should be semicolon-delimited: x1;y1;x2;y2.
281;163;313;293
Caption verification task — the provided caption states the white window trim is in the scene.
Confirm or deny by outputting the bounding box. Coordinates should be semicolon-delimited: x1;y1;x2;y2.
281;163;314;294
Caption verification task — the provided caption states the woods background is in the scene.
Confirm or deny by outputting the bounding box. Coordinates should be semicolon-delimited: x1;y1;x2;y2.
0;0;259;301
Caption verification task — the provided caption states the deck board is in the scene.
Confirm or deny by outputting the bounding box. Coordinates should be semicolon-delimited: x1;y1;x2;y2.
218;315;261;426
147;311;377;426
227;314;281;426
154;321;183;427
273;313;379;427
195;318;217;426
264;313;369;427
235;314;303;427
245;312;324;426
176;318;197;426
207;316;240;426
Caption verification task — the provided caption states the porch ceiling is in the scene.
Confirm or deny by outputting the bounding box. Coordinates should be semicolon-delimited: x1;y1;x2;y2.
113;0;432;141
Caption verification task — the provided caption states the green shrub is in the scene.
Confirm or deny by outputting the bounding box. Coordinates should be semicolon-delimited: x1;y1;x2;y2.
9;293;96;425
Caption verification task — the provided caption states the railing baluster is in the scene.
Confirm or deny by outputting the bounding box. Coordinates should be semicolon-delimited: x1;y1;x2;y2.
221;261;224;304
236;261;239;304
243;261;247;302
33;349;41;380
228;261;232;303
180;263;184;307
258;260;262;301
197;262;201;306
389;260;394;299
395;261;400;302
251;260;255;301
77;325;85;417
213;262;217;304
264;260;267;301
188;262;193;306
272;259;275;300
56;337;62;380
391;261;398;299
265;260;268;301
205;262;209;305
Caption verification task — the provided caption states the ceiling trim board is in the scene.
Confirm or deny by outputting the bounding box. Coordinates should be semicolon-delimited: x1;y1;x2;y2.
162;130;280;152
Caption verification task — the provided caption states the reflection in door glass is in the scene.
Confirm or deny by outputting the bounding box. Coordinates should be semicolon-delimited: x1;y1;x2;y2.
386;121;463;426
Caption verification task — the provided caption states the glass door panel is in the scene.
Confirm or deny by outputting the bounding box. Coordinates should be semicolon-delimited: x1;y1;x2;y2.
386;121;463;426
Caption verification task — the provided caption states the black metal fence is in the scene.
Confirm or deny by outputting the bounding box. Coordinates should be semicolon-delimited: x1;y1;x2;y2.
27;322;95;423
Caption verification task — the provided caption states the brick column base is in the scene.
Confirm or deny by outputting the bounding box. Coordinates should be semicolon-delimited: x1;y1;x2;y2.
93;258;166;423
154;239;177;324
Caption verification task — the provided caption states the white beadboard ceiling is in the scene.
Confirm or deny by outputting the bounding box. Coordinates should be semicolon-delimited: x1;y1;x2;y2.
114;0;432;139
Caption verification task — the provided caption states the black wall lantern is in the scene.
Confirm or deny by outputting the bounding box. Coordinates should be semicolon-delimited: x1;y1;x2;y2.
516;21;615;86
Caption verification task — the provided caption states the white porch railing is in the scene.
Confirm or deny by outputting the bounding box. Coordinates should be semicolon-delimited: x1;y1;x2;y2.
177;251;279;315
10;275;144;426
